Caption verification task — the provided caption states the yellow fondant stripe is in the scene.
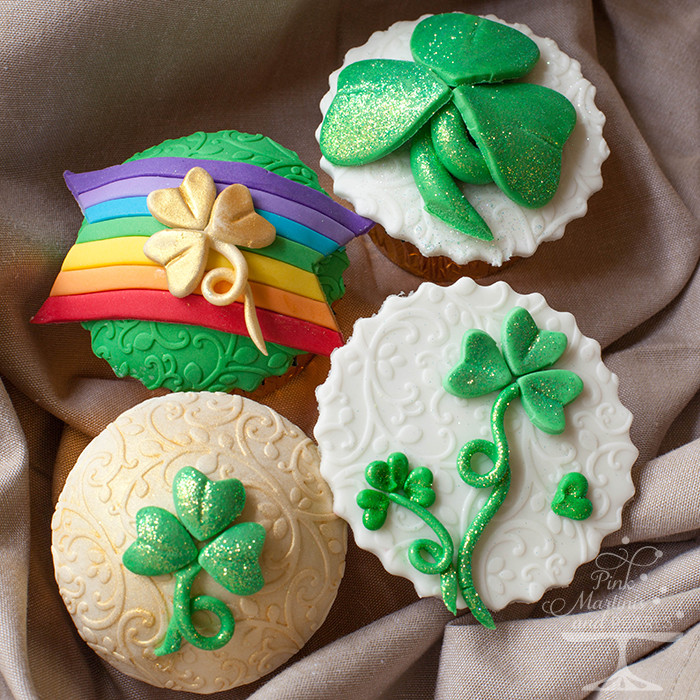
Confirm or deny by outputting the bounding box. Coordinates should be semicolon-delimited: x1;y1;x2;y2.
48;266;339;330
61;237;325;301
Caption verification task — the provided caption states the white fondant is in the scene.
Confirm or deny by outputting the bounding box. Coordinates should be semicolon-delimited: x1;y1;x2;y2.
314;279;636;611
317;15;609;266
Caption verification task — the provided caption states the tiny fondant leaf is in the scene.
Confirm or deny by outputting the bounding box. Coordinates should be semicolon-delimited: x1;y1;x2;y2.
320;59;451;166
453;83;576;208
173;467;246;541
501;307;567;376
404;467;436;508
410;126;493;240
430;104;492;185
552;472;593;520
199;522;266;596
366;452;409;493
410;13;540;86
356;489;390;530
123;507;198;576
146;166;216;230
444;330;513;399
518;369;583;434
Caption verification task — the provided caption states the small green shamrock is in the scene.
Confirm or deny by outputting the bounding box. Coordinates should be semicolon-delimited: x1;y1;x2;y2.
123;467;265;655
444;306;582;434
320;13;576;240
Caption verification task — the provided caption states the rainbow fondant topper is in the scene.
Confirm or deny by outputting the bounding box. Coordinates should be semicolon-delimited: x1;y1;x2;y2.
33;156;374;358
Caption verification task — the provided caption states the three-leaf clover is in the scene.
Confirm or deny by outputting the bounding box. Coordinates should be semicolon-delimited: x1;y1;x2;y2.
444;305;583;433
320;13;576;240
123;466;265;655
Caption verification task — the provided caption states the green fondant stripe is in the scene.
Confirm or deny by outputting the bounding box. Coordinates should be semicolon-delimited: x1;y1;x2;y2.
76;217;161;244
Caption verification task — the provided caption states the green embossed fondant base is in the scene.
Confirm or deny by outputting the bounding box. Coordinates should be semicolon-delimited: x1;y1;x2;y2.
84;320;302;393
87;130;347;392
127;130;326;193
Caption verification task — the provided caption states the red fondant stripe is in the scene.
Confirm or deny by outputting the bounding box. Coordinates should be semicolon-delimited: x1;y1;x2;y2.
32;290;343;356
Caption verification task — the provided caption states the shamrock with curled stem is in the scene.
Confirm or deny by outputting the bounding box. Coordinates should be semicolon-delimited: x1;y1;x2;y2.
357;307;586;629
144;166;276;354
123;467;265;655
320;13;577;241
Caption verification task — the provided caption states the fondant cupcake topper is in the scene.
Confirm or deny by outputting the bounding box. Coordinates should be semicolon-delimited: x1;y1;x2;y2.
144;166;276;354
320;13;576;240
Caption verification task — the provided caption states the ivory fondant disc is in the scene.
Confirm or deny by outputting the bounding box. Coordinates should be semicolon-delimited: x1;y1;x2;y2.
52;392;346;692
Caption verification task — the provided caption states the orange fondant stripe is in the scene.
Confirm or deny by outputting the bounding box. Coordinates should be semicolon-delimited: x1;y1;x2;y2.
32;290;343;357
60;237;325;302
48;266;339;331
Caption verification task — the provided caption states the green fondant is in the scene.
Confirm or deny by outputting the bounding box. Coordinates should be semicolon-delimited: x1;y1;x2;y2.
173;467;245;542
199;522;266;596
123;466;266;656
358;453;455;609
241;235;324;272
314;247;349;305
122;507;198;577
154;561;236;656
440;565;459;616
320;59;450;166
366;452;409;493
501;307;567;376
410;13;540;86
83;320;301;392
430;105;492;185
443;329;512;399
76;216;162;244
404;466;436;508
128;130;326;193
517;369;584;434
410;126;493;240
455;381;520;630
356;489;390;530
551;472;593;520
453;83;576;208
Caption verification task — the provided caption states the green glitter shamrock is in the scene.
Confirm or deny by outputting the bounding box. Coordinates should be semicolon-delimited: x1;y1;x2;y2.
320;13;577;240
122;467;265;656
357;307;585;629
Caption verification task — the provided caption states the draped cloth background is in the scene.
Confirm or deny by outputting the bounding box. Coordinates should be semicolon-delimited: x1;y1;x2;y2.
1;1;698;698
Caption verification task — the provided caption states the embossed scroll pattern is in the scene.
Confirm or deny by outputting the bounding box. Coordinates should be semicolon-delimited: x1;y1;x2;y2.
52;393;346;693
315;279;636;612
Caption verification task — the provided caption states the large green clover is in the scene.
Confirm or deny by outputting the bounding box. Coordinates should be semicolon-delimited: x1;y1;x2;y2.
320;13;576;241
123;467;265;656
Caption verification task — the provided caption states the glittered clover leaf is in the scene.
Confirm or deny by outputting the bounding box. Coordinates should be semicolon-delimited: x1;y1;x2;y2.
143;166;276;355
320;13;576;240
122;466;265;656
444;306;582;434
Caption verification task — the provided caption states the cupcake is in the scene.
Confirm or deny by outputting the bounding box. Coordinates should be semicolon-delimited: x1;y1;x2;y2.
33;130;374;393
51;392;346;692
315;278;636;627
317;13;608;282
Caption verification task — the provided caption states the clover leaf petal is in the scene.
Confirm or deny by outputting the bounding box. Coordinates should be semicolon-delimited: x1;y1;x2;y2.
444;329;513;398
410;13;540;86
199;522;265;596
123;506;198;577
501;307;567;377
320;59;450;166
518;369;583;434
453;82;576;208
173;466;246;541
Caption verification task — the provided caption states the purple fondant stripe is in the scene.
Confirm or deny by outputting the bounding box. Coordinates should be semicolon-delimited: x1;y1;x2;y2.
76;176;359;246
64;158;374;237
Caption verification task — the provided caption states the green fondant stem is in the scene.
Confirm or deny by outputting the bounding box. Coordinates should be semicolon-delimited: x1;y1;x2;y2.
455;382;521;629
154;560;236;656
383;492;454;576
